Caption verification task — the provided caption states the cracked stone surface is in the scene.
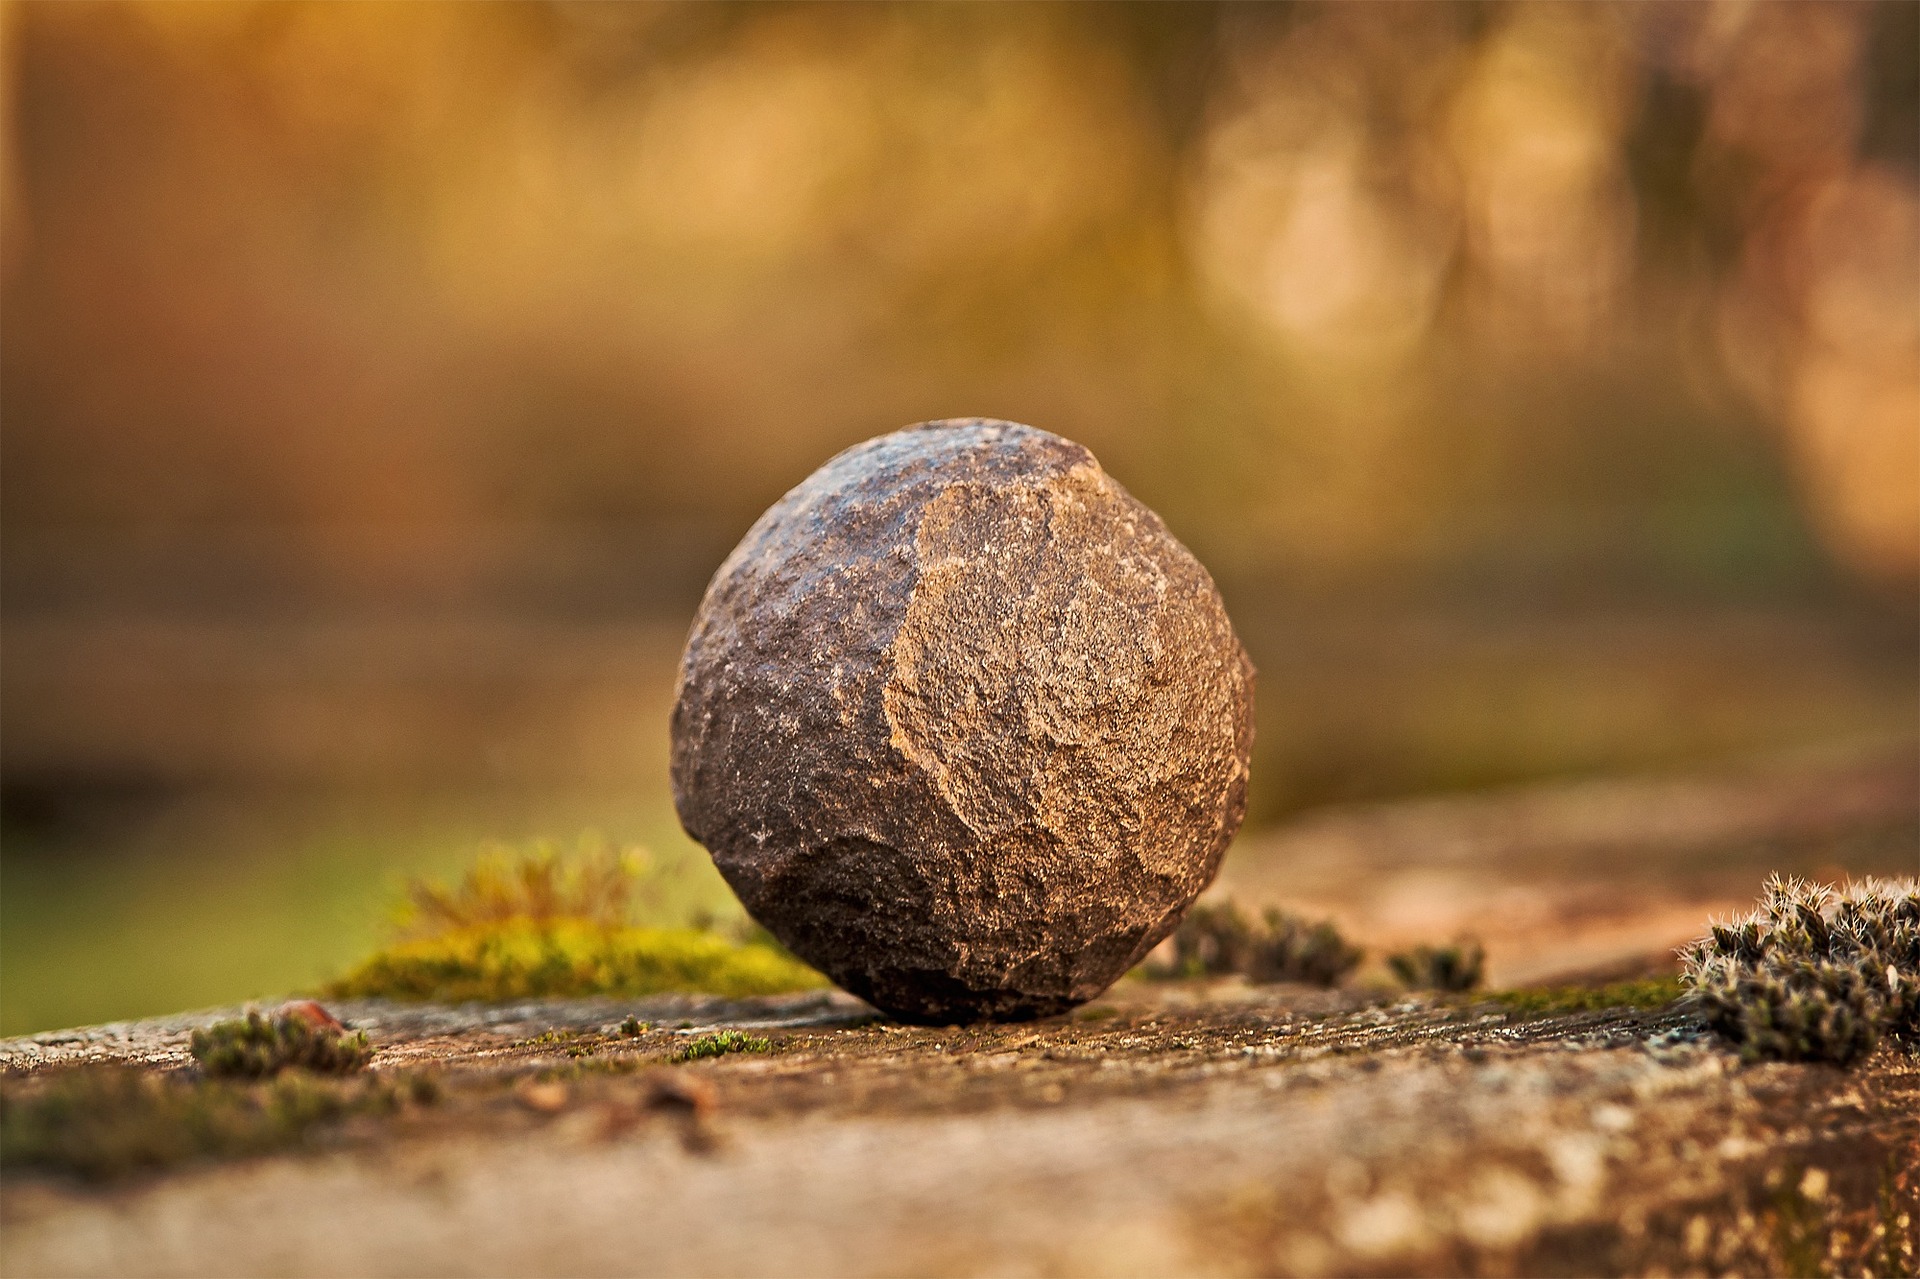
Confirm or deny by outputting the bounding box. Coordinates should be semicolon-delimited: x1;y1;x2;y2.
670;419;1255;1021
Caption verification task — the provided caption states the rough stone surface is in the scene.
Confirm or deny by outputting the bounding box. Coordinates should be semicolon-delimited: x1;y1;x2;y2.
670;419;1254;1022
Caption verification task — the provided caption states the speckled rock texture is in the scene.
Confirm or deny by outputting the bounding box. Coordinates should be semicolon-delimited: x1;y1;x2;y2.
670;419;1254;1022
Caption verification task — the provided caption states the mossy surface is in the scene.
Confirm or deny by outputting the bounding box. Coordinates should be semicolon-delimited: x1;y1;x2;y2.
318;840;828;1003
671;1030;773;1062
1490;977;1685;1017
325;920;826;1003
0;1068;403;1182
190;1010;372;1078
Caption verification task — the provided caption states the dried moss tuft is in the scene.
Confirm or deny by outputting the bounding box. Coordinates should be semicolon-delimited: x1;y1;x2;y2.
1388;939;1486;992
1153;903;1364;986
1680;874;1919;1066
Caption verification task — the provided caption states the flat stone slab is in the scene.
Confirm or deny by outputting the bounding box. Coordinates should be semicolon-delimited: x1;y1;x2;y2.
4;983;1916;1277
6;752;1914;1275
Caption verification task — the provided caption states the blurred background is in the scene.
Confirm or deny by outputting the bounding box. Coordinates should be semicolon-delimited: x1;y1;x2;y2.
3;0;1915;1034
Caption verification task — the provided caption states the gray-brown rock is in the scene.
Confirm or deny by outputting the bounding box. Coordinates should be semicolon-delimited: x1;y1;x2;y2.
670;419;1254;1022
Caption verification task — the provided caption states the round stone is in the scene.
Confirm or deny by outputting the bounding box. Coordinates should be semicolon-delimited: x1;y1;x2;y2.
670;419;1254;1022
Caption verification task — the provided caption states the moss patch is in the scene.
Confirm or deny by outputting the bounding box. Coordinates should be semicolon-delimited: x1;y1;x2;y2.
190;1010;372;1078
1490;977;1685;1017
671;1030;773;1062
325;920;826;1003
323;840;829;1003
1680;874;1919;1066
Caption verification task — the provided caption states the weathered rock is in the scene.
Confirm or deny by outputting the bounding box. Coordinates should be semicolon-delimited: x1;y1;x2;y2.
670;419;1254;1022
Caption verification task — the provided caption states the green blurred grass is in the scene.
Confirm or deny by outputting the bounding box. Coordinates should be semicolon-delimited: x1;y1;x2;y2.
0;794;738;1036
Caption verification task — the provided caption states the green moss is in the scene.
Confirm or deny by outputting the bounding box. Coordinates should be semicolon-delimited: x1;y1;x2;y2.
189;1010;372;1078
1490;976;1685;1016
0;1067;405;1182
670;1030;772;1062
325;919;826;1003
324;840;827;1003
